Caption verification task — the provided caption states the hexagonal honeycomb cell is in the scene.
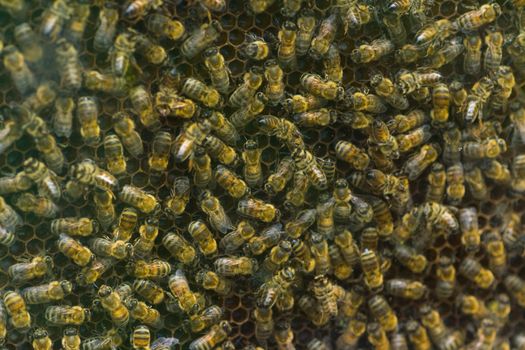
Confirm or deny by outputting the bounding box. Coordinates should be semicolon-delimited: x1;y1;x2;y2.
0;0;524;349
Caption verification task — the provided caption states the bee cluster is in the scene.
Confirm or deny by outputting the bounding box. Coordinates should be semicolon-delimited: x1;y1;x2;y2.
1;0;525;349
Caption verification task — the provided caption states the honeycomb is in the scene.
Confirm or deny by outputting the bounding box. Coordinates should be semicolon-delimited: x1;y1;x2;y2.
0;0;524;349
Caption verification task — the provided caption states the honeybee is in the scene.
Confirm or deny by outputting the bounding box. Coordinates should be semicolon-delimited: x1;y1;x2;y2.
395;69;442;95
123;0;163;19
262;60;285;105
481;159;511;185
0;171;32;196
294;108;337;128
395;44;426;64
103;134;126;176
423;38;464;69
277;22;297;69
459;257;494;289
504;275;525;307
3;290;31;329
240;33;270;61
284;209;315;239
189;220;218;257
247;0;276;14
430;83;450;127
260;240;293;274
0;226;14;248
388;110;427;135
274;321;295;350
316;195;335;238
186;149;212;190
92;188;115;229
257;115;304;150
205;134;240;166
284;94;325;115
491;66;515;112
263;157;294;195
75;96;100;145
7;255;52;285
204;110;239;147
246;223;283;256
94;2;118;52
22;157;61;200
239;140;263;188
111;111;143;157
463;35;482;76
151;337;180;350
69;159;118;192
386;279;427;300
169;269;204;314
292;148;328;190
253;305;274;344
424;163;446;203
382;13;407;47
203;47;230;94
61;327;81;350
3;45;36;95
368;295;398;333
63;0;89;44
181;20;222;59
367;322;390;350
145;131;172;173
403;143;440;180
83;70;127;95
420;306;464;349
396;125;432;153
483;230;507;277
229;67;264;108
464;76;495;124
214;256;258;276
131;217;158;258
173;120;211;163
336;313;367;349
95;285;130;326
502;212;522;254
45;305;90;326
415;18;455;51
124;298;162;327
360;249;383;292
82;328;123;350
459;207;480;253
161;177;190;218
22;280;72;305
310;12;338;59
456;294;489;320
351;38;394;64
52;97;74;138
301;73;343;101
155;87;198;119
40;0;72;41
463;138;506;160
14;193;58;218
237;196;279;224
370;74;409;111
189;305;223;333
14;23;42;63
189;321;231;350
58;233;93;266
293;10;316;56
119;185;160;214
394;243;427;274
214;165;249;199
129;85;160;130
162;231;196;265
90;237;132;260
310;275;338;319
51;217;98;238
196;269;232;295
127;259;172;279
229;93;268;131
130;325;150;350
332;178;352;222
406;320;431;350
445;163;465;204
55;39;82;91
0;196;21;234
454;3;501;32
199;190;234;233
284;171;310;210
132;29;167;64
368;119;399;160
146;13;185;41
76;257;114;286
